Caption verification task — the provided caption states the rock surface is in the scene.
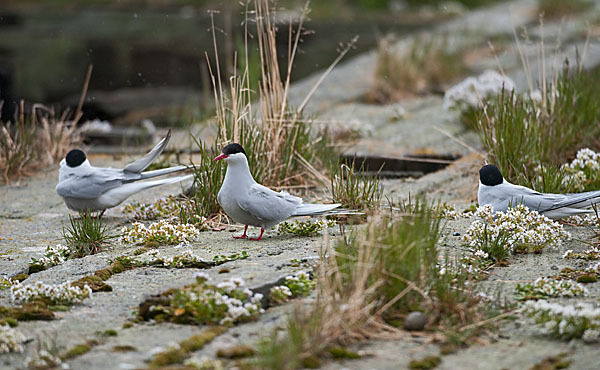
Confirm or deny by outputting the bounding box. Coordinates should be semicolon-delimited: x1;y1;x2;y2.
3;1;600;369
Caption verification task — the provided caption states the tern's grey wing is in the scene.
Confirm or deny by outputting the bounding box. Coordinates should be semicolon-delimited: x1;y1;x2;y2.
538;190;600;212
237;183;301;223
123;130;171;173
483;182;563;211
56;168;131;199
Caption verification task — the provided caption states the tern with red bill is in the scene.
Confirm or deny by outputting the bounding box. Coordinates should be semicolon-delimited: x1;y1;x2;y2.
56;130;193;215
478;164;600;219
214;143;341;241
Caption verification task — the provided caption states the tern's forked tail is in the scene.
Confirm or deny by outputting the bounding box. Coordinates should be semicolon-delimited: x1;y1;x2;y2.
292;203;342;216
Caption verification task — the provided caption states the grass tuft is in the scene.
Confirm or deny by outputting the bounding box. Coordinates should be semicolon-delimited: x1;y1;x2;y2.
255;198;489;368
63;214;115;258
330;162;383;210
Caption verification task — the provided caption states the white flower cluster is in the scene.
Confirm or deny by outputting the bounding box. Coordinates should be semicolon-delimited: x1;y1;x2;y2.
563;214;598;226
463;204;570;253
0;325;26;354
439;203;473;220
443;70;515;111
269;285;293;304
161;250;205;268
526;277;587;298
31;244;71;268
161;277;264;326
561;148;600;191
585;262;600;275
563;247;600;260
184;356;224;370
524;300;600;341
121;220;201;245
10;281;92;305
25;349;65;369
277;219;336;236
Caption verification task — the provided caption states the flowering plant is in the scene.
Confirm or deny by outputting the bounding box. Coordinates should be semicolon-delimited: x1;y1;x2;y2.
10;281;92;306
463;205;569;264
269;271;315;305
524;300;600;341
121;220;201;245
146;276;264;326
0;325;26;354
515;277;586;300
29;244;71;272
563;247;600;261
444;70;515;111
560;148;600;191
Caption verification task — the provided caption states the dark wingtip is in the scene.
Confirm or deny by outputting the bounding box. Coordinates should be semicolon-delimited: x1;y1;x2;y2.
479;164;503;186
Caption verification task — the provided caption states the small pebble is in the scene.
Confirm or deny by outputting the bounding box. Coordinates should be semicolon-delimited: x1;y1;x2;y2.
403;311;427;331
453;232;460;236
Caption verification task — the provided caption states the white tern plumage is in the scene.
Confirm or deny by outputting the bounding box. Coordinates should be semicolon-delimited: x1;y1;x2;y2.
213;143;341;241
478;164;600;219
56;130;192;215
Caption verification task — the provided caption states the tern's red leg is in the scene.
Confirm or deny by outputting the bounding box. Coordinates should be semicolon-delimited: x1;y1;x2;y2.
233;225;249;239
99;209;106;218
249;228;264;241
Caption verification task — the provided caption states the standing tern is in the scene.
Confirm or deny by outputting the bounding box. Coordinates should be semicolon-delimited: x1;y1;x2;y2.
478;164;600;219
213;143;341;241
56;130;192;215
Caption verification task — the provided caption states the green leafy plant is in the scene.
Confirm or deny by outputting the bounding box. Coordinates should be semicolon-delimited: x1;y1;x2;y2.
63;214;115;257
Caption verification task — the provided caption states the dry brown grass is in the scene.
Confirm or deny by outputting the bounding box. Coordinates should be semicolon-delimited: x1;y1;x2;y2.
0;102;82;184
0;66;90;184
204;0;356;188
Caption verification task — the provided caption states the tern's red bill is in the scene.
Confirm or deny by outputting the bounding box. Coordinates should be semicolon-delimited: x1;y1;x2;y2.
213;154;228;161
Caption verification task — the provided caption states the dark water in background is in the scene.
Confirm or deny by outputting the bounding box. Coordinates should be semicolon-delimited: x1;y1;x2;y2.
0;3;437;123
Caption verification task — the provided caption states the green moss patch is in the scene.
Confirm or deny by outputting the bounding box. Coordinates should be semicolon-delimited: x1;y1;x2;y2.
72;275;112;292
530;352;572;370
216;344;255;359
409;356;442;370
0;302;55;321
12;274;29;282
150;326;227;367
328;346;361;359
111;345;137;352
61;343;92;360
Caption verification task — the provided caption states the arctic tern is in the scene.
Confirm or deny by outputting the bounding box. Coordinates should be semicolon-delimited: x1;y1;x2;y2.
478;164;600;219
213;143;341;241
56;130;192;215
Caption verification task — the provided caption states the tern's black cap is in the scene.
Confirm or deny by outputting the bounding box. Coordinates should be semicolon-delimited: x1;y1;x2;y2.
222;143;246;156
65;149;86;168
479;164;503;186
